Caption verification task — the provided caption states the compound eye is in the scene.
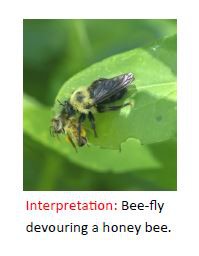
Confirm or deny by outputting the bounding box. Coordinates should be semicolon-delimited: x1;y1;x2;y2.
66;103;75;116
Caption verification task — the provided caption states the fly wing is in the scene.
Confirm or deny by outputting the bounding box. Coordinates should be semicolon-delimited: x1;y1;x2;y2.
89;73;134;105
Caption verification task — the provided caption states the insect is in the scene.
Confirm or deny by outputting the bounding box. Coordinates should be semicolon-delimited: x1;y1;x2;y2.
58;72;135;144
65;117;88;151
50;114;88;151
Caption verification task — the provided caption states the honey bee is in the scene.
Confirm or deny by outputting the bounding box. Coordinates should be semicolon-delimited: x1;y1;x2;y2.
50;115;87;151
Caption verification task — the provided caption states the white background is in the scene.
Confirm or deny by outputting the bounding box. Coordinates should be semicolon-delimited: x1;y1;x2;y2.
0;0;199;254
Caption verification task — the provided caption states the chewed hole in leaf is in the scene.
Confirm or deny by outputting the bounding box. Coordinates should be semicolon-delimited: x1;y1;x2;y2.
53;35;176;149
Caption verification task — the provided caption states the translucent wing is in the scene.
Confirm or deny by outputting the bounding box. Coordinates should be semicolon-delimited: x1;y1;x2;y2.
89;73;134;105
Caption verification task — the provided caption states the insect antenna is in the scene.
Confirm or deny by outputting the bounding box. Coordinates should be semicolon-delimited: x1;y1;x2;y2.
57;99;65;107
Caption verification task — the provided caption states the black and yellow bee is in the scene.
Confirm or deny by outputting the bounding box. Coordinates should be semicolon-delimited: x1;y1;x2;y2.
51;72;135;149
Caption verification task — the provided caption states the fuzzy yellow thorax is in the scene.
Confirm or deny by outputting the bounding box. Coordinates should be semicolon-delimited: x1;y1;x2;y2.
69;87;95;114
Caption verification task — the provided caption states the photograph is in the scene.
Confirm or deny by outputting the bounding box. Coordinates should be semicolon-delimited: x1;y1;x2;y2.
23;19;177;191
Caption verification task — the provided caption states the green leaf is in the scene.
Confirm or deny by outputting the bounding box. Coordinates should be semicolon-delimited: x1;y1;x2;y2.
23;94;161;172
54;35;177;149
24;135;176;191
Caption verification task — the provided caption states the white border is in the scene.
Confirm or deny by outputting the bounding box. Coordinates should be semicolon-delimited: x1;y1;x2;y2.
1;0;199;254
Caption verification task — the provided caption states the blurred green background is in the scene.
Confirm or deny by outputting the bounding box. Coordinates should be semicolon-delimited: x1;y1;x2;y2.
23;19;177;191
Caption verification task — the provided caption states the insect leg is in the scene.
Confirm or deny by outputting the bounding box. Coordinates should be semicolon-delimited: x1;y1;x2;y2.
49;126;54;136
78;113;86;143
107;102;131;111
66;133;77;152
97;102;131;112
88;112;97;137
